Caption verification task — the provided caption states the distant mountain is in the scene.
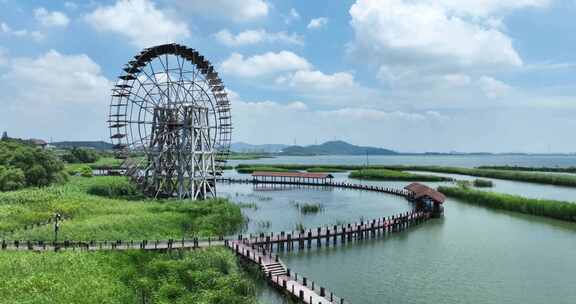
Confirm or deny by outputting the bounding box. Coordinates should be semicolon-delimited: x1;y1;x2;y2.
280;140;398;156
230;142;289;153
51;141;114;150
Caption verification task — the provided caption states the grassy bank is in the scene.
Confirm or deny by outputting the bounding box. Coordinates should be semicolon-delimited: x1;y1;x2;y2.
349;169;452;182
0;176;244;240
0;248;256;304
438;186;576;222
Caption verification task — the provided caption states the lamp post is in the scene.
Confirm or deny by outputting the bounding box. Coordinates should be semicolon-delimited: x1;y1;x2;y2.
54;213;61;251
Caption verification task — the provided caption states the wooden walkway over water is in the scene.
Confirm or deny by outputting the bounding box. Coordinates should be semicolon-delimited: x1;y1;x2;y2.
219;177;413;198
231;209;430;304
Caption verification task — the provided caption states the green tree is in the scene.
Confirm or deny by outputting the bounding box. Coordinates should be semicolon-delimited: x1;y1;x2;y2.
0;140;67;190
62;148;99;164
0;166;25;191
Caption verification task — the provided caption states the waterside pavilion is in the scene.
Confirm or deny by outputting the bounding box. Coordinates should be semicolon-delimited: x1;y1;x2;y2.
252;171;334;185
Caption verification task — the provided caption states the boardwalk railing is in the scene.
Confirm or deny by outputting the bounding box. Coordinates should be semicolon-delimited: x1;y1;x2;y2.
0;236;227;251
236;210;429;253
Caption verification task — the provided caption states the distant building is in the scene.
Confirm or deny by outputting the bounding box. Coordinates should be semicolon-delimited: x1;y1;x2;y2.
29;139;48;149
1;131;8;141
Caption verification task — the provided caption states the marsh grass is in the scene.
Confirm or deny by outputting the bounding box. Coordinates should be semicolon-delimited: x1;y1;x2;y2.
473;179;494;187
0;176;245;240
349;169;451;181
439;186;576;222
236;202;259;210
236;166;293;174
0;248;257;304
290;200;324;214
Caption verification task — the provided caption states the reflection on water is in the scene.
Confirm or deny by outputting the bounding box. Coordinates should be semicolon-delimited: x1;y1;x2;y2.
218;182;412;235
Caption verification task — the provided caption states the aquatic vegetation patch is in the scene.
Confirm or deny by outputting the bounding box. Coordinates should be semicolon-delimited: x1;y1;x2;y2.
349;169;451;181
473;179;493;187
438;186;576;222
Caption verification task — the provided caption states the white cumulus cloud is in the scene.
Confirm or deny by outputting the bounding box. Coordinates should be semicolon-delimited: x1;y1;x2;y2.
214;29;304;47
0;21;44;41
85;0;190;48
278;70;357;91
307;17;328;29
2;50;111;105
34;8;70;27
0;50;112;141
220;51;312;77
478;76;512;98
349;0;524;73
175;0;269;22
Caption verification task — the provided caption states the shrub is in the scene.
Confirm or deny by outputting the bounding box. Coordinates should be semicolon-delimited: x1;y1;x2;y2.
86;178;140;198
62;148;99;164
473;179;493;187
79;166;93;178
0;166;25;191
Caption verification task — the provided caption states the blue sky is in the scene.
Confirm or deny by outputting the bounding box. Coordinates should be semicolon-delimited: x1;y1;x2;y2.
1;0;576;153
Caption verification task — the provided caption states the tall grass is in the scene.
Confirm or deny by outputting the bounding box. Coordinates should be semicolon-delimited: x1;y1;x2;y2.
473;179;493;187
349;169;451;181
477;165;576;174
389;166;576;187
438;186;576;222
0;248;257;304
0;176;245;240
236;166;293;174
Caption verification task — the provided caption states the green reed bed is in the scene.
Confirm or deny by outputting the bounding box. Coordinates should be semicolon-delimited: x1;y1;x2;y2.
438;186;576;222
477;165;576;174
391;165;576;187
0;248;257;304
349;169;451;182
473;179;494;187
306;167;347;173
235;166;293;174
0;176;244;240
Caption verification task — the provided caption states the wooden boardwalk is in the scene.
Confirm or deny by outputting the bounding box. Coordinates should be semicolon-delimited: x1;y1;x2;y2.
231;209;431;304
220;178;413;198
241;210;429;252
229;240;349;304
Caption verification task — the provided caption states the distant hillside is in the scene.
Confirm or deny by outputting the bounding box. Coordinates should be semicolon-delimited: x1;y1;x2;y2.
281;140;398;156
52;141;114;150
231;142;288;153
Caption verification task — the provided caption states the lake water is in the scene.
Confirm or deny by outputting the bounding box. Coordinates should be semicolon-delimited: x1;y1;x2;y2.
219;155;576;304
228;154;576;168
